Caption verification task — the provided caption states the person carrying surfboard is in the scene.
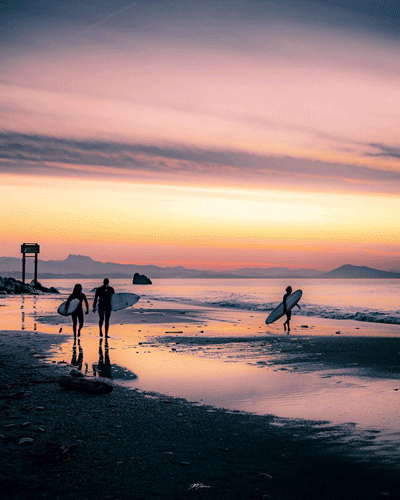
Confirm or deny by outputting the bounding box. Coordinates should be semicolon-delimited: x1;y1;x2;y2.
93;278;115;337
65;283;89;337
283;286;300;333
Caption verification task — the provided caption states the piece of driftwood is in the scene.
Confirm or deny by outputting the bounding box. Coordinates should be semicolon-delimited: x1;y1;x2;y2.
58;376;113;394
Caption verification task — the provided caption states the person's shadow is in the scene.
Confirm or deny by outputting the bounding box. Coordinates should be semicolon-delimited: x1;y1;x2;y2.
93;337;112;379
71;336;83;371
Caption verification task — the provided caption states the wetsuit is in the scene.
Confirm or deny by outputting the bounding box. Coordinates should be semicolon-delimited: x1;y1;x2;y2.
93;284;115;336
65;292;89;336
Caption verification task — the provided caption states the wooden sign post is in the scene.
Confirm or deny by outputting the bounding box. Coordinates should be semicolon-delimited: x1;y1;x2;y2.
21;243;40;286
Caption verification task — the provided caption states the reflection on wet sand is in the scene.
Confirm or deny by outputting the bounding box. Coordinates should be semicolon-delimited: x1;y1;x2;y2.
93;337;112;379
71;336;83;371
20;295;37;332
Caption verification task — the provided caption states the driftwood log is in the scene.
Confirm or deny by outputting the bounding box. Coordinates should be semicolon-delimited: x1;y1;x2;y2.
59;376;113;394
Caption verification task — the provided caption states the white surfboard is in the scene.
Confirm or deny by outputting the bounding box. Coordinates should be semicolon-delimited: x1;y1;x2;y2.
110;292;140;312
265;289;302;325
58;298;80;316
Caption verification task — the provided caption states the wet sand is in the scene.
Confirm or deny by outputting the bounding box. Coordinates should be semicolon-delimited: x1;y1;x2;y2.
44;303;400;429
1;299;400;499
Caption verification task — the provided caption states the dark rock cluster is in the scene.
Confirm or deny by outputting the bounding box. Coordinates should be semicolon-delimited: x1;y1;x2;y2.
0;277;59;294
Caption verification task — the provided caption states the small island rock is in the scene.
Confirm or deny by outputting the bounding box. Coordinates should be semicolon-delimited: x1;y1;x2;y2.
132;273;152;285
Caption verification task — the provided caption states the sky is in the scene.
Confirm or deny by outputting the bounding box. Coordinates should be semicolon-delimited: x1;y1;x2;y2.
1;0;400;271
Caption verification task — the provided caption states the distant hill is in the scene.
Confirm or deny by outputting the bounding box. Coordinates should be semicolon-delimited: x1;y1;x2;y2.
0;255;398;280
0;254;323;279
323;264;400;279
227;267;323;278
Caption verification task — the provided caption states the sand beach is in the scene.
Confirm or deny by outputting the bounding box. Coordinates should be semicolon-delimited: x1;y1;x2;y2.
1;287;400;500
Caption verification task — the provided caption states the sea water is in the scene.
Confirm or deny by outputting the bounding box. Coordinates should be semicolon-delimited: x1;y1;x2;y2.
48;277;400;326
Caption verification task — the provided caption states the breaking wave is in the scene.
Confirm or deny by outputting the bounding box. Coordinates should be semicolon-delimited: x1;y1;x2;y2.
141;292;400;325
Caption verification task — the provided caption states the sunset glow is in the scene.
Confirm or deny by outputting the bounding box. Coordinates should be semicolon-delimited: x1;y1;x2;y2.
1;1;400;271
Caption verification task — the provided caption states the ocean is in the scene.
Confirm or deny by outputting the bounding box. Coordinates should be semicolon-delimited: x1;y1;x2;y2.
47;277;400;326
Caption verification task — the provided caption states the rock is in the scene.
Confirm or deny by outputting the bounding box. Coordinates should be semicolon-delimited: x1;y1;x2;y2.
0;276;59;294
132;273;152;285
30;280;60;294
59;376;113;394
0;276;15;293
14;280;34;293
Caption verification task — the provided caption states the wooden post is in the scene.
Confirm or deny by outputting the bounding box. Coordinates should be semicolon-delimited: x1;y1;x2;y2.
34;253;38;287
22;254;26;284
21;244;40;286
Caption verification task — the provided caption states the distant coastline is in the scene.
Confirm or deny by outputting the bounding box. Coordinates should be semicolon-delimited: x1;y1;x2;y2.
1;255;400;280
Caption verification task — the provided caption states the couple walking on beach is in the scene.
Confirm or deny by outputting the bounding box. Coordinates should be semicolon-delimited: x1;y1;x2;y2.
65;278;115;337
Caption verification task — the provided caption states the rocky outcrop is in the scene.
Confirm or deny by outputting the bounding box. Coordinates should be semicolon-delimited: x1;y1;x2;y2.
132;272;152;285
31;280;59;294
0;277;59;295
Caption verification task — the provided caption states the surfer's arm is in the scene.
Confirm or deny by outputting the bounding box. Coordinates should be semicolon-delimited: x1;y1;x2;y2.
83;294;89;314
93;289;99;311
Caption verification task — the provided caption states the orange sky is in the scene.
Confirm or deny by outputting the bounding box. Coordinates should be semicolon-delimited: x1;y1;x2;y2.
1;1;400;271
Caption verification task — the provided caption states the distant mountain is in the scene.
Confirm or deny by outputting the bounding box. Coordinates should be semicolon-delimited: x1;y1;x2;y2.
228;267;323;278
323;264;400;279
0;254;235;279
0;255;398;280
0;254;322;279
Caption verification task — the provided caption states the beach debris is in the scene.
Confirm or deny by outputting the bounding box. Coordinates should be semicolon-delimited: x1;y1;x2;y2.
70;368;84;378
34;442;78;464
259;473;273;480
170;460;191;467
58;376;113;394
18;437;33;445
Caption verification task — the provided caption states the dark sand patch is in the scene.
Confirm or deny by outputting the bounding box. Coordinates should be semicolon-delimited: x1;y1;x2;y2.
153;334;400;378
37;307;206;327
1;330;400;500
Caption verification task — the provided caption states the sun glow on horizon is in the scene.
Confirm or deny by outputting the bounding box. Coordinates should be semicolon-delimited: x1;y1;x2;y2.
1;173;400;271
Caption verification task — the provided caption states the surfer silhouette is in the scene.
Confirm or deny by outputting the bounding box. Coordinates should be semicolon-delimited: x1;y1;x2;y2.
283;286;300;333
93;278;115;337
65;284;89;337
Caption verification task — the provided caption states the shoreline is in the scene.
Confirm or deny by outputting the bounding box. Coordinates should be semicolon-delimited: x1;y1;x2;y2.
1;329;400;499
